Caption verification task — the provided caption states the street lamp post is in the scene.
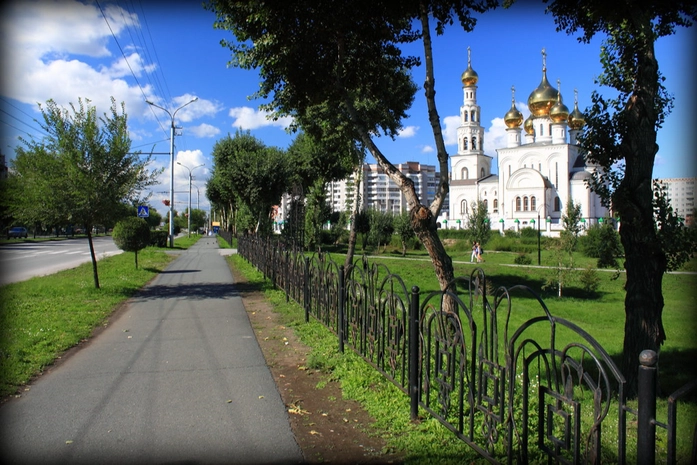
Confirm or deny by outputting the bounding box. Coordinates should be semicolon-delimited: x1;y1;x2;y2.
537;212;541;265
177;162;205;237
146;97;198;247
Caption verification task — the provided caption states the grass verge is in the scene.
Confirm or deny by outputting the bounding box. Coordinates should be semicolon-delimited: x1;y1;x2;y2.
0;236;201;398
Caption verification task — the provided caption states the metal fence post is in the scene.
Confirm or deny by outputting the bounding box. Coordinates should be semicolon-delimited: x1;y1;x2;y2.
338;265;345;354
304;256;310;323
409;285;420;421
637;349;658;465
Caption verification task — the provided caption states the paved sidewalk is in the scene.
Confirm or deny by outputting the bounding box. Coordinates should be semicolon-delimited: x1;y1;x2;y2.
0;237;303;464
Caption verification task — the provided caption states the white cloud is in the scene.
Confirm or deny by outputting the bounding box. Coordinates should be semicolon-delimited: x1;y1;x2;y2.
229;106;293;130
0;0;153;120
421;145;435;153
189;123;221;138
398;126;418;138
442;115;460;146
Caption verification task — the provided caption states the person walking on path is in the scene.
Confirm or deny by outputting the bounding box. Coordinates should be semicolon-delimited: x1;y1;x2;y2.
0;237;303;465
471;242;478;263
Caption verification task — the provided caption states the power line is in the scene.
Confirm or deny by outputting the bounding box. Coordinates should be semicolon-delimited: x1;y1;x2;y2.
95;0;168;138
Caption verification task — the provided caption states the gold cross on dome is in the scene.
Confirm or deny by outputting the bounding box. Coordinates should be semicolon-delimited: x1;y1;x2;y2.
542;48;547;70
467;46;471;67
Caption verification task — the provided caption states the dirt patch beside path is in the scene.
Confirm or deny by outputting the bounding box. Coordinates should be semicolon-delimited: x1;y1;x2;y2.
230;267;402;464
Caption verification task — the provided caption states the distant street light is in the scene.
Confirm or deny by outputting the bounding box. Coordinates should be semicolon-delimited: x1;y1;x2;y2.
177;162;205;237
146;97;198;247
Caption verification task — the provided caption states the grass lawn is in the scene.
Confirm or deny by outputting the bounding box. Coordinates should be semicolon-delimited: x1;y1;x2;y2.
229;238;697;463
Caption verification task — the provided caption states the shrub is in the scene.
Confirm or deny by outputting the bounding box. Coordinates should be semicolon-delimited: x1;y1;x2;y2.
520;227;538;239
150;230;168;247
514;254;532;265
580;223;623;268
579;265;601;296
112;217;151;268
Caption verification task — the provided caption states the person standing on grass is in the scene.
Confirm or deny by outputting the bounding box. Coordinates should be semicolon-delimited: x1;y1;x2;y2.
476;243;483;263
471;242;478;263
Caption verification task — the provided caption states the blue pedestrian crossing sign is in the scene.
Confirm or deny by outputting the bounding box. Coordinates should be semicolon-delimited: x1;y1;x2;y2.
137;206;149;218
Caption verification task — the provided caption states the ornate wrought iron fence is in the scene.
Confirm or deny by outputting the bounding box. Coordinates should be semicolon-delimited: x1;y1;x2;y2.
236;234;696;464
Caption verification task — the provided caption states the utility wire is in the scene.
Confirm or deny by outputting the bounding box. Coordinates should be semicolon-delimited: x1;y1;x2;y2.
95;0;168;138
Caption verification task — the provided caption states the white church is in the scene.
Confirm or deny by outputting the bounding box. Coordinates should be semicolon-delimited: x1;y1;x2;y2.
446;48;609;234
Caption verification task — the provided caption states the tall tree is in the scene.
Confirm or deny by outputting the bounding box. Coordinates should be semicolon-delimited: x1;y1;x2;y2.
6;98;158;288
208;131;290;234
545;0;697;392
468;201;492;247
205;0;497;295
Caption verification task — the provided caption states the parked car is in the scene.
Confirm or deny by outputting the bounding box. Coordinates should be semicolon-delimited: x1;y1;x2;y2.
7;227;28;239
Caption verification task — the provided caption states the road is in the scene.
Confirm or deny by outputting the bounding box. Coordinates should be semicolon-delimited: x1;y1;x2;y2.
0;236;122;286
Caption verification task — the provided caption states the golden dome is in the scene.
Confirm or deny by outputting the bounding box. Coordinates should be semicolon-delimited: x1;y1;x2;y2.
461;67;479;87
461;46;478;87
505;104;523;128
504;86;523;128
524;114;534;135
549;80;569;123
568;89;585;129
527;49;558;117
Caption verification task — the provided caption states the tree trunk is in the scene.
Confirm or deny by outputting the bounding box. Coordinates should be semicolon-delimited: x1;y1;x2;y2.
614;32;666;396
86;228;100;289
339;9;456;298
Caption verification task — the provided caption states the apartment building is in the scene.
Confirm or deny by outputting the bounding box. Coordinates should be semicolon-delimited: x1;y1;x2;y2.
655;177;696;224
325;161;444;215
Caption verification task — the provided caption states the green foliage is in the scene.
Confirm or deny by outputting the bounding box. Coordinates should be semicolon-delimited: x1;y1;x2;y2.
208;131;290;235
547;0;697;382
304;179;331;250
580;223;623;268
579;264;601;296
519;226;539;239
112;217;150;268
354;210;370;250
467;201;492;246
653;181;697;271
514;254;533;265
4;98;160;288
368;210;394;253
393;211;415;256
560;198;583;254
149;230;168;247
143;207;163;230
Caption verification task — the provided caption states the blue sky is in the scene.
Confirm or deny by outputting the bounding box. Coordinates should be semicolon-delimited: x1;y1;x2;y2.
1;0;695;217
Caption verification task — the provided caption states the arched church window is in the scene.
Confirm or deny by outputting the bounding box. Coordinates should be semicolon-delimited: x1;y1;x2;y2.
464;138;469;150
531;196;536;211
554;196;561;211
472;110;477;122
480;168;485;178
460;200;468;215
493;199;498;213
539;124;544;136
523;196;529;211
462;167;468;180
464;111;469;122
515;197;521;211
472;137;477;150
483;199;488;210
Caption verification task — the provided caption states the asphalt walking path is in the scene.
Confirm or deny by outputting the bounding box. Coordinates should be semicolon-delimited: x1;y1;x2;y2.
0;237;303;465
